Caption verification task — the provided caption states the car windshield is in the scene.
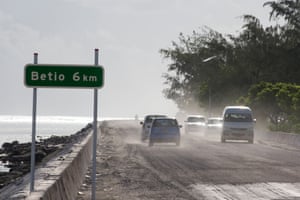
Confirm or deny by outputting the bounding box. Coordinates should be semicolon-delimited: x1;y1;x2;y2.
145;115;166;123
153;119;178;127
208;119;222;124
187;117;205;123
224;113;252;122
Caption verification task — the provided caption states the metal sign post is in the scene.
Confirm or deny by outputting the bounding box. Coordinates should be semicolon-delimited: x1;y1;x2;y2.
25;49;104;195
92;48;99;200
30;53;38;192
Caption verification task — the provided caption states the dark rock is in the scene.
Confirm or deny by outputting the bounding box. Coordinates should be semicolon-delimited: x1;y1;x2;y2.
0;122;92;190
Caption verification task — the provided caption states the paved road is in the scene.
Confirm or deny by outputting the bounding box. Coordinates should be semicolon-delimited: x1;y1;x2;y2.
137;132;300;199
76;120;300;200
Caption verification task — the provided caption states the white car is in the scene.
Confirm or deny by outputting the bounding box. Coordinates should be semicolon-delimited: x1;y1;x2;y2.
184;115;206;134
205;117;223;135
221;106;255;143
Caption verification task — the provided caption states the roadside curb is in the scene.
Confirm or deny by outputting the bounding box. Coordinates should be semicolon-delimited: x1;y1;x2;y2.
26;129;93;200
1;126;95;200
256;130;300;149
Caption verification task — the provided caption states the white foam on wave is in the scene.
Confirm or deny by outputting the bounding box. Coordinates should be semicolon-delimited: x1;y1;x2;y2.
0;115;91;123
0;115;135;123
0;116;136;146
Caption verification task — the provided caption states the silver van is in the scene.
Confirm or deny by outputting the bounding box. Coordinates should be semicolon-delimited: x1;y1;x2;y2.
221;106;255;143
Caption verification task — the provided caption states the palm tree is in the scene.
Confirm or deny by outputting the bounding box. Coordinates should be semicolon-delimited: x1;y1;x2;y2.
264;0;300;30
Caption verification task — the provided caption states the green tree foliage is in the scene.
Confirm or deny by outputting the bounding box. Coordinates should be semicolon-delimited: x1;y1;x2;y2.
240;82;300;133
160;15;284;114
160;28;232;113
160;0;300;131
264;0;300;30
263;0;300;84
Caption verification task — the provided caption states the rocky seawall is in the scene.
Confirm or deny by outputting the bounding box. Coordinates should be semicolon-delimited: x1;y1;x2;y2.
0;123;92;190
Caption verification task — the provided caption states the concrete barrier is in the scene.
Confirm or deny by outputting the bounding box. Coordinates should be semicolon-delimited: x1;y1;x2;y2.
256;129;300;147
24;127;94;200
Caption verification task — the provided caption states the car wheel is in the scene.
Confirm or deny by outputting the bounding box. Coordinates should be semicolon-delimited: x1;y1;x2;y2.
176;139;180;146
141;131;146;141
221;137;226;143
149;140;153;147
141;135;147;142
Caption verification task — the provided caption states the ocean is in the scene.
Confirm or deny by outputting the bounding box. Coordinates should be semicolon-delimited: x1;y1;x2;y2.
0;115;136;172
0;115;93;172
0;115;93;147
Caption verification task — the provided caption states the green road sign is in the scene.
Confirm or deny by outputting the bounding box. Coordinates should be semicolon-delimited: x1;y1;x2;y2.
24;64;104;88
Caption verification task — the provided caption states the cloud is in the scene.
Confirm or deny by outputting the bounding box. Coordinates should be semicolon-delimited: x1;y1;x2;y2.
0;11;40;60
0;0;272;117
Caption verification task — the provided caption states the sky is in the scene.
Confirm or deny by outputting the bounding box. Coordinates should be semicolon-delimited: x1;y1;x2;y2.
0;0;273;118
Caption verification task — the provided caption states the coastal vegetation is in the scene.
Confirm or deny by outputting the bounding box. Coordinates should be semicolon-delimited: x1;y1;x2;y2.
160;0;300;133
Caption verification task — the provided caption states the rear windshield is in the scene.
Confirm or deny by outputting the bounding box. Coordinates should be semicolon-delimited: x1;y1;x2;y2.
145;115;166;123
224;113;252;122
208;119;222;124
187;117;205;123
153;119;178;127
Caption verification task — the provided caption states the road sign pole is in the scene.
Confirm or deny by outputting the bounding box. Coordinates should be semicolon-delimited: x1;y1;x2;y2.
30;53;38;192
92;49;99;200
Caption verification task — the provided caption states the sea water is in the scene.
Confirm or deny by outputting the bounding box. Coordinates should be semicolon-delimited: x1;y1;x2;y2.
0;115;93;147
0;115;135;172
0;115;92;172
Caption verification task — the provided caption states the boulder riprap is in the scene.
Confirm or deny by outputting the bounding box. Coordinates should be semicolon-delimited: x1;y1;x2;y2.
0;123;92;189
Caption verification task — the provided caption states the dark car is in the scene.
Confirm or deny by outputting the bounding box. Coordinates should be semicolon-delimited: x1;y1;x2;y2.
148;117;181;147
140;114;167;141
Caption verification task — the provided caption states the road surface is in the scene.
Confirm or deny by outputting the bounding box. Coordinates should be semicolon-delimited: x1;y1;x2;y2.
76;120;300;200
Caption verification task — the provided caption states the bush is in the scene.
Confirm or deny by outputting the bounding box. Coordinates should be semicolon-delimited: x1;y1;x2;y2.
269;121;300;134
291;123;300;134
